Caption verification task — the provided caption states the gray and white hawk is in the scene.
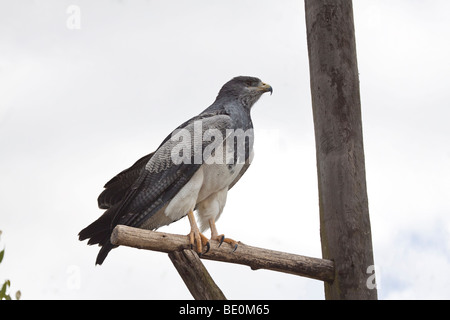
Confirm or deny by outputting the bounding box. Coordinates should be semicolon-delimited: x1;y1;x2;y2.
78;76;272;265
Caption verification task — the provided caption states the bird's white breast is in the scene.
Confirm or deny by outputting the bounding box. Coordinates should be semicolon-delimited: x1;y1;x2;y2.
163;162;244;219
164;140;251;231
197;162;244;201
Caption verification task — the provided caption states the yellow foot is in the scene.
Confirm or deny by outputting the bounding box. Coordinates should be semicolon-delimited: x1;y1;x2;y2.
211;234;239;252
188;229;210;255
187;210;210;255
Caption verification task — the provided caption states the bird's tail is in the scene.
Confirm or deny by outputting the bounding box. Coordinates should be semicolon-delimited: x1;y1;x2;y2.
95;240;116;265
78;206;119;265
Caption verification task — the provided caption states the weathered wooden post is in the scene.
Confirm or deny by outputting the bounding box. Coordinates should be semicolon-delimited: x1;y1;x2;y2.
304;0;377;299
168;249;227;300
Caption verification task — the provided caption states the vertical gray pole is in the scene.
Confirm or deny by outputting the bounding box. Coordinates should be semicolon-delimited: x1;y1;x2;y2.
304;0;377;299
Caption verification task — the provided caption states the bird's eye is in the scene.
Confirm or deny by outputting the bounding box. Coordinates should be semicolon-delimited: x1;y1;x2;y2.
245;80;254;87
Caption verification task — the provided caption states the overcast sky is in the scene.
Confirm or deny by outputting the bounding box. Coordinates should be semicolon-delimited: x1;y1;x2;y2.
1;0;450;300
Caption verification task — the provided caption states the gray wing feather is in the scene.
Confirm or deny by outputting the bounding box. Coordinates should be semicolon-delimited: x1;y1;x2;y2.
97;152;154;209
111;113;234;229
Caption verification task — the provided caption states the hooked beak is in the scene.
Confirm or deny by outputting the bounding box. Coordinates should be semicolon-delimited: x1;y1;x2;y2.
258;82;273;95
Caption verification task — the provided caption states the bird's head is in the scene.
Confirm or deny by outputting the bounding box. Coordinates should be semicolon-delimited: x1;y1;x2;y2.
216;76;272;109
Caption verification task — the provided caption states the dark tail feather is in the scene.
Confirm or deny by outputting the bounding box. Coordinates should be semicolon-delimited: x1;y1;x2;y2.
95;240;116;265
79;218;109;244
79;203;119;241
79;206;119;265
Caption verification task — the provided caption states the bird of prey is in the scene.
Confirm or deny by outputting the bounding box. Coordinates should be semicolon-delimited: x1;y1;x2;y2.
79;76;272;265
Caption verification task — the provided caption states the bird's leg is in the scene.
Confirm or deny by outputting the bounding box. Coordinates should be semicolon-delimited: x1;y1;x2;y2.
187;210;210;255
209;218;239;252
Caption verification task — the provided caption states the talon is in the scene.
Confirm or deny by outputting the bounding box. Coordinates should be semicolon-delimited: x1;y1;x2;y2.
187;230;209;255
211;234;239;252
220;238;239;252
204;241;211;254
208;219;239;252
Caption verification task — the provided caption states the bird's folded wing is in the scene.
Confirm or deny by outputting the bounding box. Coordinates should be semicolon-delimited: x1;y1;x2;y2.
97;152;155;209
108;112;235;229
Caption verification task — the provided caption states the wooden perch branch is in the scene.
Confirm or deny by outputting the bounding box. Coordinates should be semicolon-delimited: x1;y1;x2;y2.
111;225;335;283
168;249;226;300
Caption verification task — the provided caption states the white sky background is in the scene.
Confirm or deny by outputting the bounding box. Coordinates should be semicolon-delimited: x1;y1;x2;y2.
0;0;449;300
